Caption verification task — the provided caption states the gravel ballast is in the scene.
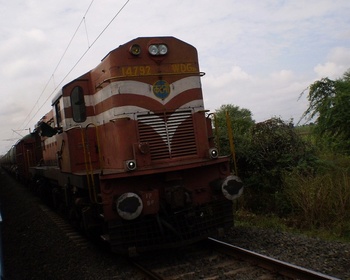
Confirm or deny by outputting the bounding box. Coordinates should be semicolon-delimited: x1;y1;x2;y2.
1;170;349;279
224;227;350;279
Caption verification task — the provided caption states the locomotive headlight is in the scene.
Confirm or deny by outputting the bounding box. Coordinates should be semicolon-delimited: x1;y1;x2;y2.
116;192;143;220
125;160;137;171
158;44;168;55
148;45;159;55
209;148;219;159
148;44;168;56
221;175;244;200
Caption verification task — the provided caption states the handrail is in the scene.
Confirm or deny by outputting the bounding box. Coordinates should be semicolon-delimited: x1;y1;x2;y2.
225;111;238;176
213;113;220;154
26;149;32;170
80;126;94;203
85;123;103;203
86;123;103;172
66;124;102;204
95;71;206;89
207;112;220;154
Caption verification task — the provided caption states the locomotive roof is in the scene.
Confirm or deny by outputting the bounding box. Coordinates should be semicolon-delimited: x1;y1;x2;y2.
51;89;63;105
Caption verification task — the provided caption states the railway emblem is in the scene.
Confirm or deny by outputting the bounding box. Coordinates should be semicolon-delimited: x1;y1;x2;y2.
153;80;170;99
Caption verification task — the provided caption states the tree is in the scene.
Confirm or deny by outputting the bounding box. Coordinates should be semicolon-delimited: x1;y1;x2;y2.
214;104;255;173
301;69;350;153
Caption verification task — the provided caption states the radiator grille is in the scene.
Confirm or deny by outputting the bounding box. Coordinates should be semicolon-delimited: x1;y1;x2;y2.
138;110;197;160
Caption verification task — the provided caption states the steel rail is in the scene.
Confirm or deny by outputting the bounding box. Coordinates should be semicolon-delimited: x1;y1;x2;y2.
131;260;165;280
208;237;340;280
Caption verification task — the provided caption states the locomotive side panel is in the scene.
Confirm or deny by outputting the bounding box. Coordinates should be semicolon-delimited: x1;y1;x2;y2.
58;78;101;174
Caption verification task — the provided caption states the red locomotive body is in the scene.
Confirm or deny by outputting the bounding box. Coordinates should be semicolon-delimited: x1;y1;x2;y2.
4;37;243;253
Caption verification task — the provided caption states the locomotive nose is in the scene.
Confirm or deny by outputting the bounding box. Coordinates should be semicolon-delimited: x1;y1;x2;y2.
221;175;244;200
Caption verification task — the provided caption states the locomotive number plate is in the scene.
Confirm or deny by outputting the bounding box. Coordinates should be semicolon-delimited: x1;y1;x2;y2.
121;66;151;76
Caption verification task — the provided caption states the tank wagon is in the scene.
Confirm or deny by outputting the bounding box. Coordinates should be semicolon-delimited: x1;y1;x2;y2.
1;133;42;182
2;37;243;254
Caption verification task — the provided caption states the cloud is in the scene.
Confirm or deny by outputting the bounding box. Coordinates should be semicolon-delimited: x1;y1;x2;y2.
205;66;252;89
203;67;311;123
314;47;350;79
26;28;46;42
270;70;295;83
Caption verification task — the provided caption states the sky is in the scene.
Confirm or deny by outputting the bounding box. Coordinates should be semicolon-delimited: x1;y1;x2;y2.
1;0;350;155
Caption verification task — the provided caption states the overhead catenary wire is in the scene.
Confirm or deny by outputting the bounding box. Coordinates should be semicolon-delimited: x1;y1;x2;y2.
19;0;131;131
19;0;95;130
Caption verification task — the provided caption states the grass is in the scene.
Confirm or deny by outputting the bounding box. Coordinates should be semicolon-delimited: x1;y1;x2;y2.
234;209;350;243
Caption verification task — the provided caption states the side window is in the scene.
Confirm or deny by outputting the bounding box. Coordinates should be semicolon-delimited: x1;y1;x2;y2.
70;86;86;123
55;101;62;127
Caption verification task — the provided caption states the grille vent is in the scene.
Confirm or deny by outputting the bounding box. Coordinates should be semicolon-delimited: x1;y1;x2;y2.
138;110;197;160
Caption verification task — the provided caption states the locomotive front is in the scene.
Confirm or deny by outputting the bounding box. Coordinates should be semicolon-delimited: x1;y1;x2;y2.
91;37;243;253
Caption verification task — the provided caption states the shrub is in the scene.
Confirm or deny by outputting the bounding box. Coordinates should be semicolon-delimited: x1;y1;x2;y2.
239;117;316;215
284;156;350;236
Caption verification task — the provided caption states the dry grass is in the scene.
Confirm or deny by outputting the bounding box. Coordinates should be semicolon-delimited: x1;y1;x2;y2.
283;168;350;238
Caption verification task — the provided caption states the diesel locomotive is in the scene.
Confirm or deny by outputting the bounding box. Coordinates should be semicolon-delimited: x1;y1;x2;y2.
1;37;243;254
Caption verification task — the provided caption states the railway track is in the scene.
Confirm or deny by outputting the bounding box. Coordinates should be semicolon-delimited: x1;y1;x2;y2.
131;238;341;280
38;202;341;279
208;238;340;280
5;169;345;280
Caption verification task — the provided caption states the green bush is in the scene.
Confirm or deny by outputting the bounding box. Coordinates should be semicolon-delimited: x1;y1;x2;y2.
215;104;350;238
238;117;316;215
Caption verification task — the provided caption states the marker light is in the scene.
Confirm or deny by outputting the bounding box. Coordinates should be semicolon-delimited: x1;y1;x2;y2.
209;148;219;159
130;44;141;55
125;160;137;171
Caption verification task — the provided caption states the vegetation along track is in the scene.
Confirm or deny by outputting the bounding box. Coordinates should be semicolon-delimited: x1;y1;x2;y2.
131;238;341;280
